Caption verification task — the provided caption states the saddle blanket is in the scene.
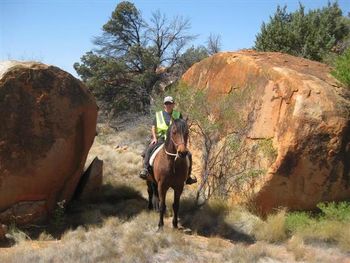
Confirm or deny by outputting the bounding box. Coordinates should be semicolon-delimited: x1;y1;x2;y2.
149;144;164;167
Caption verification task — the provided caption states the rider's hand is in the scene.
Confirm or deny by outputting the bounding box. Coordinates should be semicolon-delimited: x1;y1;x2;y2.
150;138;157;145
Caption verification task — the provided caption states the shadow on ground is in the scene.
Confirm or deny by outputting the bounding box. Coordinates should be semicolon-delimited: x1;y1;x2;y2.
1;184;256;247
1;183;149;247
178;197;255;244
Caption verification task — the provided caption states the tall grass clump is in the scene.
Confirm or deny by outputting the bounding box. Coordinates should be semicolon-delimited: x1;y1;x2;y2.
285;202;350;252
6;223;31;245
254;209;288;243
287;235;308;261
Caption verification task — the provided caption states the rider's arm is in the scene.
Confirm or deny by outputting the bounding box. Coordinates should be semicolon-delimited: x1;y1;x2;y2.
151;125;157;141
150;125;157;145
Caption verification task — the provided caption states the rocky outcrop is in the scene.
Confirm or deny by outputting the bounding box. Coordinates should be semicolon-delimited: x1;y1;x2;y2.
75;157;103;201
182;50;350;213
0;61;98;224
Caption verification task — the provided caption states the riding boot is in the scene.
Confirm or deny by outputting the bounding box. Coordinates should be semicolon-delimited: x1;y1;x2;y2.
139;167;149;180
139;142;156;180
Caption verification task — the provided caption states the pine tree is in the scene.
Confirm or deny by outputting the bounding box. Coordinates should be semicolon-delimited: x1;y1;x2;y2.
254;2;349;62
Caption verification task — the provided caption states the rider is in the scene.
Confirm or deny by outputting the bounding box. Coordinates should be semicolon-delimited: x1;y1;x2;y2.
139;96;197;185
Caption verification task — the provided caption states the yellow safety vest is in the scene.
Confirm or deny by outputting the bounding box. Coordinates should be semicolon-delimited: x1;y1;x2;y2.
156;110;181;139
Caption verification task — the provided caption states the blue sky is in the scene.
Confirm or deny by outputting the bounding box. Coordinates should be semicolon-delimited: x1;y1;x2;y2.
1;0;349;77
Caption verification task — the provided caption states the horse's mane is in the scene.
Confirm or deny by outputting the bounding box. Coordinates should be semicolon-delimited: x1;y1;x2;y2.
165;119;187;146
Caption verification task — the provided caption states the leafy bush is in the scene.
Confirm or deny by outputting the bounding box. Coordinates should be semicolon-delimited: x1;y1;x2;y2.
254;2;350;62
332;48;350;87
257;138;277;161
285;211;313;233
284;202;350;252
317;201;350;221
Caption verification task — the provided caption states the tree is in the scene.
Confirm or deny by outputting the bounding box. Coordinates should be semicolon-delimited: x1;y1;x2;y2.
177;45;209;72
74;1;194;113
156;83;266;204
254;2;350;62
206;33;222;55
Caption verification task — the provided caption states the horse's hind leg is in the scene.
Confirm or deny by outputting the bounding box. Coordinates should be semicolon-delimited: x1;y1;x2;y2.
172;188;183;229
147;181;153;210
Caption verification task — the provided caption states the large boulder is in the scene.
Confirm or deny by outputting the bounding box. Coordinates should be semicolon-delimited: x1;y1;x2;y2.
0;61;98;224
75;157;103;201
182;50;350;213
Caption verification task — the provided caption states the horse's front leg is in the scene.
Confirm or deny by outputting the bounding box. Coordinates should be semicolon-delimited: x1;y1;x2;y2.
172;187;183;229
158;183;169;231
152;182;159;211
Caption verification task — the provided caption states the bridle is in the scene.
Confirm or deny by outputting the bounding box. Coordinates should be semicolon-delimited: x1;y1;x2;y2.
164;125;187;159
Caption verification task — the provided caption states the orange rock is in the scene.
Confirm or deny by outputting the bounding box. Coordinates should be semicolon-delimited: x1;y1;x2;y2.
0;61;98;224
182;51;350;214
76;157;103;201
0;224;7;240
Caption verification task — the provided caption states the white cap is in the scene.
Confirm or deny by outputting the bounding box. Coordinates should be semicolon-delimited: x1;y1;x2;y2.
163;96;174;104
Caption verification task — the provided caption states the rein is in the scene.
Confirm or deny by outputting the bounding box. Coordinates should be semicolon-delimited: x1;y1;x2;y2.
164;148;179;160
165;135;179;160
164;135;185;160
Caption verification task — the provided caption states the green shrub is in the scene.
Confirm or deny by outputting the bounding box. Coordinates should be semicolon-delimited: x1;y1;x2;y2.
317;201;350;222
257;138;277;160
285;211;313;233
332;48;350;87
284;202;350;252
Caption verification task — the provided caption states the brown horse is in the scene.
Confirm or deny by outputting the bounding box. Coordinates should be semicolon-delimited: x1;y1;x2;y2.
147;118;190;230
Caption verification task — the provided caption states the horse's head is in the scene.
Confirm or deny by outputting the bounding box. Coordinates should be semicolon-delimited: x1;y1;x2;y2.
167;119;189;158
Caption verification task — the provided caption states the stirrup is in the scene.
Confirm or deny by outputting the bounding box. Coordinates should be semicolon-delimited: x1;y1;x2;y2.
139;168;149;180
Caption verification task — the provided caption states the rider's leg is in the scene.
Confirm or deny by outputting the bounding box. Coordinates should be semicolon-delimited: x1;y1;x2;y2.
139;143;154;179
140;139;164;179
185;152;197;185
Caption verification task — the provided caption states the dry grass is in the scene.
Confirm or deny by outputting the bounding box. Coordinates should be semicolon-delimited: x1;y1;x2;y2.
6;224;31;245
2;119;350;262
0;210;293;263
339;226;350;252
224;205;261;236
287;235;308;261
85;122;149;194
220;242;282;262
295;221;350;253
0;213;196;263
254;209;288;243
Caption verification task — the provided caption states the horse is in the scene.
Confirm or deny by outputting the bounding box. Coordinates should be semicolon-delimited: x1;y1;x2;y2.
147;118;190;230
